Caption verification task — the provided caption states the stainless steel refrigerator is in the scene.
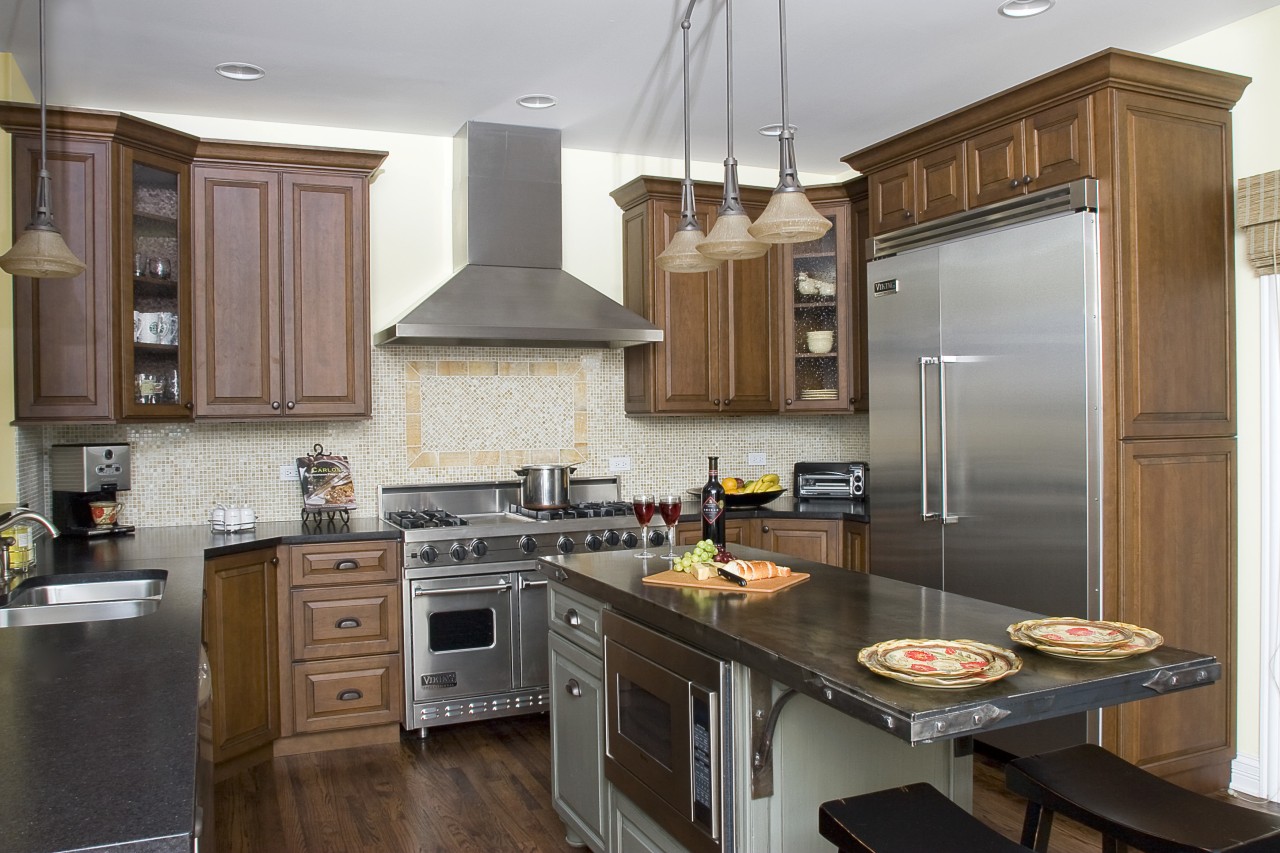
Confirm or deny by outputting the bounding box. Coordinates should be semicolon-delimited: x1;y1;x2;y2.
866;179;1103;757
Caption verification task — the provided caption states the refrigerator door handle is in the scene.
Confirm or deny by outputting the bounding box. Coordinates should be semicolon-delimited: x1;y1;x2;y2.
939;356;959;525
920;357;940;521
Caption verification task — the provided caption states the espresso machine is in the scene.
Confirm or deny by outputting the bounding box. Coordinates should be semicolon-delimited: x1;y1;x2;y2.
50;444;135;537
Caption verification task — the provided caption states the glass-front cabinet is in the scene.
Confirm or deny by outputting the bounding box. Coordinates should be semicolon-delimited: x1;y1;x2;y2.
119;147;191;419
780;199;863;412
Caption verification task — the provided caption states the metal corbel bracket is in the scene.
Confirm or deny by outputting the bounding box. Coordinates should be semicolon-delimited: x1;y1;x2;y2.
1143;666;1216;694
911;703;1011;743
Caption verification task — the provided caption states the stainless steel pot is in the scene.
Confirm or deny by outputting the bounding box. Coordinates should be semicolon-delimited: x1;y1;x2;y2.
514;464;577;509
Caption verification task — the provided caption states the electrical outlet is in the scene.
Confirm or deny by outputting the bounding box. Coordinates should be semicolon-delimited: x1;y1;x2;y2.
747;451;767;466
280;465;299;481
609;456;632;472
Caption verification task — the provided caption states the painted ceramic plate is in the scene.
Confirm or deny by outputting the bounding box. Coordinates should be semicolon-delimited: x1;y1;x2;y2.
859;639;1022;689
875;640;998;678
1019;618;1134;650
1008;620;1163;660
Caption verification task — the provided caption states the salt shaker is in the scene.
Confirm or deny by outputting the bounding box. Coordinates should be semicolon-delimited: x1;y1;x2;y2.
210;504;226;532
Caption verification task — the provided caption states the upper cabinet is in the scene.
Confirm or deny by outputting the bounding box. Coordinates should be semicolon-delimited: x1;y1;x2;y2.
0;103;386;424
611;175;867;416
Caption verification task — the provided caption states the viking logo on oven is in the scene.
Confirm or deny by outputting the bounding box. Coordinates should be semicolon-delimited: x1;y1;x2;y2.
422;672;458;688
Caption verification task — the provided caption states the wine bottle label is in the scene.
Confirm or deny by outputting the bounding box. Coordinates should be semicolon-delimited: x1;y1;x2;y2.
701;495;723;524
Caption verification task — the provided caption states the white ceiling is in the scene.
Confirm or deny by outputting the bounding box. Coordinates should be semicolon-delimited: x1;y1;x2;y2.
3;0;1277;178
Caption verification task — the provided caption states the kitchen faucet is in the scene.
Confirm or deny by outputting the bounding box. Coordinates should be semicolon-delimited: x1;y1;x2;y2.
0;509;60;587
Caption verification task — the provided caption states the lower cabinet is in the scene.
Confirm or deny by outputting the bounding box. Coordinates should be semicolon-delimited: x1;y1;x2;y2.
843;522;869;573
550;631;606;852
610;787;688;853
677;516;861;568
203;547;280;765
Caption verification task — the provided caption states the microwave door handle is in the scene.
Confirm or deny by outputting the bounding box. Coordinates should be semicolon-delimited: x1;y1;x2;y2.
920;357;940;521
939;356;959;525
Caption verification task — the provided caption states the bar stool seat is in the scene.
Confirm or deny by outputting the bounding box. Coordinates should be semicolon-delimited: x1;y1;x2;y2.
1005;743;1280;852
819;782;1032;852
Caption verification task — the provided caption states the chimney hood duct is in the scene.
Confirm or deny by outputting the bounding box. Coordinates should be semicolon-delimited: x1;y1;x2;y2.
374;122;662;348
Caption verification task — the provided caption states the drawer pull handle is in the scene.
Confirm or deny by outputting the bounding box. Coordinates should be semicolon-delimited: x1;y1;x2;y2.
565;679;582;698
335;559;360;570
337;689;363;701
336;617;361;629
564;607;582;627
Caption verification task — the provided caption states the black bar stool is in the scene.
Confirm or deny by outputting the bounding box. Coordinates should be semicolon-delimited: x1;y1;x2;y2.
1005;743;1280;852
819;782;1032;852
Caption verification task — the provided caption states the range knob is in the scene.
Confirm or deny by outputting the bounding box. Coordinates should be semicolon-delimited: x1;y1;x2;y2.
518;535;539;555
557;535;576;554
450;542;469;562
649;529;666;546
417;544;439;564
621;531;639;549
470;539;488;557
585;533;603;552
603;529;621;547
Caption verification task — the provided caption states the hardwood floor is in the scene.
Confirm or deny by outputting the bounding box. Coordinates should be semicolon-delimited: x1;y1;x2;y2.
214;715;1262;852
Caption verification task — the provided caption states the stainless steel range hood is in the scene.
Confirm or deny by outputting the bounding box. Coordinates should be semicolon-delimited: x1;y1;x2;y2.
374;122;662;349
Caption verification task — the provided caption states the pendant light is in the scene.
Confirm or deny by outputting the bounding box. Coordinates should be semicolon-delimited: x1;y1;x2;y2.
0;0;85;279
655;0;720;275
697;0;769;262
748;0;833;245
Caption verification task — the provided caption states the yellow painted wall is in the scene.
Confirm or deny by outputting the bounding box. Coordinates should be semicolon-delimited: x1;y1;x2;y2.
1161;3;1280;785
0;55;34;504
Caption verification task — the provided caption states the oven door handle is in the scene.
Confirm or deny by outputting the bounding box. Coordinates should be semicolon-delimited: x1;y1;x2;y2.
413;580;512;596
519;576;548;590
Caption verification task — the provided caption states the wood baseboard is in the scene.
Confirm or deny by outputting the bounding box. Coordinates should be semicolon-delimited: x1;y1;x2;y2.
272;723;402;757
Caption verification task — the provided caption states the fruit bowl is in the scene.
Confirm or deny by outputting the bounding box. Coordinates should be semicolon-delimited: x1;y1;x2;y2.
687;488;787;507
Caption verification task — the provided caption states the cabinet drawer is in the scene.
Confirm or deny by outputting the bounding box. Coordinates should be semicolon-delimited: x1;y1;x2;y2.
549;582;605;655
291;654;402;733
290;584;400;661
288;541;397;586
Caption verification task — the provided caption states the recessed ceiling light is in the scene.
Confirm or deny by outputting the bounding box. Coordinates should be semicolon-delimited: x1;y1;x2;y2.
757;123;798;138
998;0;1054;18
517;94;557;110
214;62;266;81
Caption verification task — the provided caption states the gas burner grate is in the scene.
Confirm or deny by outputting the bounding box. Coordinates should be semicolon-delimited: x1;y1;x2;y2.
506;501;634;520
387;509;469;530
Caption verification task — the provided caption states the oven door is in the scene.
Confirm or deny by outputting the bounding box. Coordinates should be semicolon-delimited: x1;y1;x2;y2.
603;611;727;853
410;573;515;702
516;571;549;689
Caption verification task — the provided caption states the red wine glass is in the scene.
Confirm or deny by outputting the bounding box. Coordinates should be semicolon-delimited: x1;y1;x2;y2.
658;494;682;559
632;494;657;558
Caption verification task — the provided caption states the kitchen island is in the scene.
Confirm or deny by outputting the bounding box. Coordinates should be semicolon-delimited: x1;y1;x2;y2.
539;546;1219;853
0;519;397;853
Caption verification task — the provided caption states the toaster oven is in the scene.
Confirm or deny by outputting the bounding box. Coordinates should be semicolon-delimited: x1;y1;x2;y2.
793;461;868;500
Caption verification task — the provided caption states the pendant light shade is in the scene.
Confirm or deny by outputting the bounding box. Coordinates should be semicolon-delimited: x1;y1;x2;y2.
0;0;84;280
748;0;832;245
697;0;768;262
656;2;719;275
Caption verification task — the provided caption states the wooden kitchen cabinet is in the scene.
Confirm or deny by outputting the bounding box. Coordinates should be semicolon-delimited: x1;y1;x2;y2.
0;102;385;424
676;517;756;548
192;154;379;419
275;540;402;753
846;48;1247;791
612;177;781;415
203;547;279;768
758;518;842;566
779;181;869;412
843;521;869;573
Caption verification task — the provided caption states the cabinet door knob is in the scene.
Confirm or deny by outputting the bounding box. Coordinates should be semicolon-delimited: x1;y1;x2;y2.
336;689;363;701
335;617;362;629
1021;174;1033;185
785;398;794;406
565;678;582;698
762;525;770;533
903;210;914;219
1009;178;1021;190
271;556;279;566
713;399;720;407
286;401;295;410
723;398;731;407
850;397;857;405
271;401;281;410
185;401;194;411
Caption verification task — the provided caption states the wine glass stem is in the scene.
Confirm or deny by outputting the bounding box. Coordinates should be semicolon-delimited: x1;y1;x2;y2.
640;524;649;554
666;524;678;558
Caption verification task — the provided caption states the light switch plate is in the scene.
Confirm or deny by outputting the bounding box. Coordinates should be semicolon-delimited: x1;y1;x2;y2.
609;456;632;472
747;452;767;466
279;465;299;481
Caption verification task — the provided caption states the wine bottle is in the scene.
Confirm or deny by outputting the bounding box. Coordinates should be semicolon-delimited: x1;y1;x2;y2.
700;456;725;546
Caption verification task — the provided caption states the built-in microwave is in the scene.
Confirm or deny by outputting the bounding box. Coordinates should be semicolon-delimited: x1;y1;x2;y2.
602;610;732;853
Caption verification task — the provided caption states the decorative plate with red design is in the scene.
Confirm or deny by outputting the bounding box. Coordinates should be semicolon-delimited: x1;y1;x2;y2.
1008;618;1163;661
1020;618;1133;650
858;639;1022;689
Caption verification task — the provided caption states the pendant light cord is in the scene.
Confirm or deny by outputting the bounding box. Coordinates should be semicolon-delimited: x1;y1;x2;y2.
778;0;789;141
39;0;47;173
674;0;700;231
725;0;734;162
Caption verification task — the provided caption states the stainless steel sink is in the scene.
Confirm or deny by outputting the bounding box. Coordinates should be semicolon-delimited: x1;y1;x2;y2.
0;569;166;627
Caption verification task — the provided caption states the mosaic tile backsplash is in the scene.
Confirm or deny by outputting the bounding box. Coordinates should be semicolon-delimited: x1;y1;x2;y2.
24;347;868;527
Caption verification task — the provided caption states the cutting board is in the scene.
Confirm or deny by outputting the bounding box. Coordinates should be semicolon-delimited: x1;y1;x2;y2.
641;568;810;594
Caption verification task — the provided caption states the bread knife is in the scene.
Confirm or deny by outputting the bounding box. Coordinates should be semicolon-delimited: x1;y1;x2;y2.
717;566;747;587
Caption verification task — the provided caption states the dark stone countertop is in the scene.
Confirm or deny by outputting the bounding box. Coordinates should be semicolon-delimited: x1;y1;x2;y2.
677;494;870;524
0;518;398;853
538;546;1219;745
